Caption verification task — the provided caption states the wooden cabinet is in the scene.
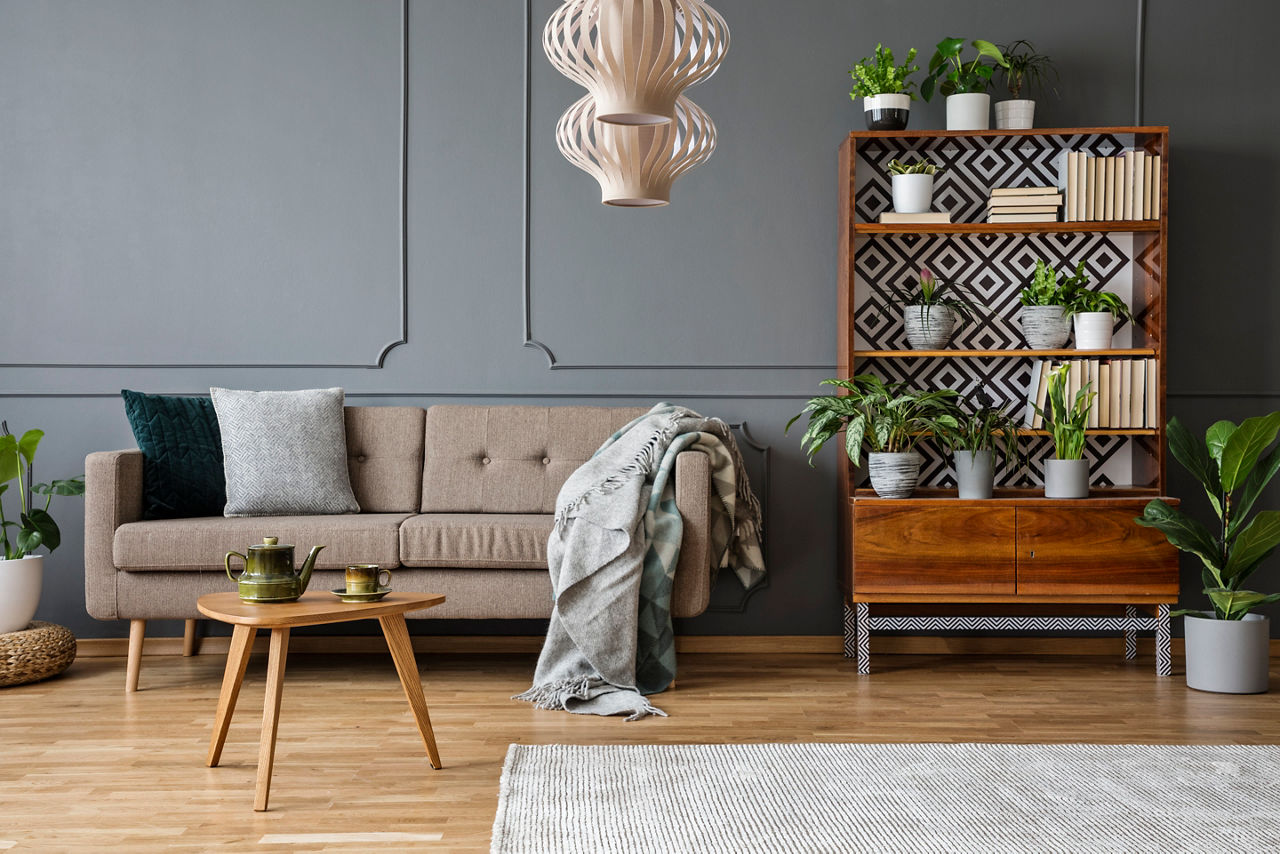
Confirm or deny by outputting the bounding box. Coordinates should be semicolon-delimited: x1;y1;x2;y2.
1016;507;1180;597
853;505;1015;594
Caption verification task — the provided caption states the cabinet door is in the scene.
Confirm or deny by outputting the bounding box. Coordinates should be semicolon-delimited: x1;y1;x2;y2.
853;505;1016;594
1016;508;1179;596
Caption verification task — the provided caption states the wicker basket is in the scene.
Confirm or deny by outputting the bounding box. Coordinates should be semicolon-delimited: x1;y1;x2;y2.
0;621;76;687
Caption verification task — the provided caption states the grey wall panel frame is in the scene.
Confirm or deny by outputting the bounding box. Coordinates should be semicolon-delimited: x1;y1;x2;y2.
0;0;408;370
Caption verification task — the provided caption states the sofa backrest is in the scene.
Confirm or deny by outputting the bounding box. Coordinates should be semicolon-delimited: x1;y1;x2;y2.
420;405;648;514
344;406;426;513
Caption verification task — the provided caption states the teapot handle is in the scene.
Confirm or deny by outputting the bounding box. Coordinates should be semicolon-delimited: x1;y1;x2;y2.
225;551;248;583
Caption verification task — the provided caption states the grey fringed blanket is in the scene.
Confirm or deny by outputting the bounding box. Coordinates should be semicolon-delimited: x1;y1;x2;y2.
514;403;765;720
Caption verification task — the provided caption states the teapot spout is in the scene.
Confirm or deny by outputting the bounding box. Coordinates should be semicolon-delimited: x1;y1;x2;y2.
297;545;325;593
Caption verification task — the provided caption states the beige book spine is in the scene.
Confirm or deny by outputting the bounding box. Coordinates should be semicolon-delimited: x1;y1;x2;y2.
1122;152;1134;220
1129;359;1146;429
1119;360;1132;428
1032;362;1054;429
1146;358;1158;428
1087;360;1101;428
1103;157;1115;221
1112;156;1125;220
1133;151;1146;223
1108;360;1124;428
1098;360;1111;427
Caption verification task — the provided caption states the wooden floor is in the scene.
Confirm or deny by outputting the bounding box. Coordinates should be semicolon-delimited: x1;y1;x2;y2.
1;650;1278;852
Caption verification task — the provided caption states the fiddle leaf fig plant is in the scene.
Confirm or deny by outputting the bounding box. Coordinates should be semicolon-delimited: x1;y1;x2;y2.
0;422;85;561
1136;414;1280;620
921;37;1008;101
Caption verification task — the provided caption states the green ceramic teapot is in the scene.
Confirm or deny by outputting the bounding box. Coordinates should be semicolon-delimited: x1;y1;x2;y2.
225;537;325;603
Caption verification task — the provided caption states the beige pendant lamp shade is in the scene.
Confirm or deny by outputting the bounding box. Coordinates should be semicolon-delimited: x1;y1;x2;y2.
556;93;716;206
544;0;729;125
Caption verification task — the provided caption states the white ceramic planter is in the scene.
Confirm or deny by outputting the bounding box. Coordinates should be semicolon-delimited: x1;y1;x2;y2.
864;93;910;131
1019;305;1071;349
1043;458;1090;498
945;93;990;130
954;450;994;499
891;173;934;213
901;304;958;349
994;99;1036;129
0;555;43;634
867;451;923;499
1184;613;1271;694
1073;312;1115;350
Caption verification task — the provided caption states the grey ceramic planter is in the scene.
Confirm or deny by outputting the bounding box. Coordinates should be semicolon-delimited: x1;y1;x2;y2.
1019;305;1071;349
954;450;994;499
867;451;923;499
902;305;958;349
1043;458;1089;498
1184;613;1271;694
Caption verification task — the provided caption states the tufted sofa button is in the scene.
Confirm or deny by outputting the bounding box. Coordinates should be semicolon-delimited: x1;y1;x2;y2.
542;457;551;465
482;456;491;465
357;454;367;463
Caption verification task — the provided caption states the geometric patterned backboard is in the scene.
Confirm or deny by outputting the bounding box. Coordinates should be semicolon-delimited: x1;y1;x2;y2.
852;134;1151;488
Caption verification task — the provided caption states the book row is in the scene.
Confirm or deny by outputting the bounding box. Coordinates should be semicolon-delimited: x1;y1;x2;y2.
1060;151;1161;222
1023;357;1158;430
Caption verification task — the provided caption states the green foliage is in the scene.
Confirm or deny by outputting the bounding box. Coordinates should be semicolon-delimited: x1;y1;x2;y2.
1033;365;1093;460
1136;413;1280;619
924;390;1024;473
0;421;85;561
921;37;1008;101
786;375;958;468
1066;288;1134;322
1018;259;1089;307
849;44;919;100
896;267;983;325
996;40;1059;100
887;158;940;176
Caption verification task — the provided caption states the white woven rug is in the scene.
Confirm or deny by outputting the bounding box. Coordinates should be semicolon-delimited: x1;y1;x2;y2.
491;743;1280;854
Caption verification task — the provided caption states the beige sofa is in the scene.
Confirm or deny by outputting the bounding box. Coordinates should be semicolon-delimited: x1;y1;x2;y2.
85;405;715;690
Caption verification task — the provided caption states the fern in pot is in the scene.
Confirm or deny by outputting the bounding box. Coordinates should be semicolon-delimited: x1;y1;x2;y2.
1136;413;1280;693
1034;365;1095;498
925;392;1024;499
898;267;982;349
788;375;957;499
887;158;941;214
849;44;919;131
1018;259;1087;349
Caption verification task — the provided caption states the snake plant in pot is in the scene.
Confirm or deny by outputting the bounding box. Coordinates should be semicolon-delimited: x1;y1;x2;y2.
0;423;85;634
1034;365;1095;498
788;375;958;499
849;44;919;131
896;267;982;349
1018;259;1088;349
1135;413;1280;693
925;392;1024;499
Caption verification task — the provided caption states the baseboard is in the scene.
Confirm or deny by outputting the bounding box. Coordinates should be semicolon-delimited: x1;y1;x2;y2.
73;634;1280;658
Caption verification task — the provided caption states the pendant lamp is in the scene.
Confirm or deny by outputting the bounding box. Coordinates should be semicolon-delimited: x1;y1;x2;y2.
544;0;729;125
555;93;716;206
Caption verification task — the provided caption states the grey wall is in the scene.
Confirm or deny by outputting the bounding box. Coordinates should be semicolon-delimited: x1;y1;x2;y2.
1;0;1276;640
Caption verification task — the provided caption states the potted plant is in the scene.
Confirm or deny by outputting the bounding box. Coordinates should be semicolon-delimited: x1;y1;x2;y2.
994;40;1058;129
887;157;941;213
0;423;85;634
787;375;957;499
926;393;1024;499
1136;414;1280;693
897;267;982;349
1017;259;1088;349
921;37;1008;130
849;44;919;131
1034;365;1094;498
1067;288;1134;350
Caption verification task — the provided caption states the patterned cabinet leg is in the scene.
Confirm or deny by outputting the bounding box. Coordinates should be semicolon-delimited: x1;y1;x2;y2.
842;602;857;660
1124;605;1137;661
1155;604;1172;677
856;603;871;675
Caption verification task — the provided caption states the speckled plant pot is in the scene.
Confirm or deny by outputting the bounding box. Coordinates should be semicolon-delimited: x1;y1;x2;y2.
867;451;923;499
954;450;995;499
1019;305;1071;349
902;304;958;349
1184;613;1271;694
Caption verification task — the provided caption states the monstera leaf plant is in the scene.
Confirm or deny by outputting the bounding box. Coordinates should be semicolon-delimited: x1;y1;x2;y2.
1136;413;1280;620
0;423;85;560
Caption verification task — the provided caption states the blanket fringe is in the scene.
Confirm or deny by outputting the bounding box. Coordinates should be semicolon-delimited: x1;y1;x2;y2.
512;676;594;711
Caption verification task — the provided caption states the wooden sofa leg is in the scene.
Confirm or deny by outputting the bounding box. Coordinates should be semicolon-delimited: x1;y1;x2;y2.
126;619;146;693
183;619;198;657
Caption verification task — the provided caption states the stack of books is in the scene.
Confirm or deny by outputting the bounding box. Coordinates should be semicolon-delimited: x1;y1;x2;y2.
878;211;951;224
1023;358;1159;430
986;186;1062;223
1060;151;1162;222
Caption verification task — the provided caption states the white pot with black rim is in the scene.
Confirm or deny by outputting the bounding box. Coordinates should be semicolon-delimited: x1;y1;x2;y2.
1073;312;1115;350
863;93;911;131
867;451;923;499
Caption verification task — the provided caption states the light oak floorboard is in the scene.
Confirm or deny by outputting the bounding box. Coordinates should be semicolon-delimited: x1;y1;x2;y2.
0;651;1277;852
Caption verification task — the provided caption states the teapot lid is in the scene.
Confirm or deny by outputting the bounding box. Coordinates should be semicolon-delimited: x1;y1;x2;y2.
249;536;292;550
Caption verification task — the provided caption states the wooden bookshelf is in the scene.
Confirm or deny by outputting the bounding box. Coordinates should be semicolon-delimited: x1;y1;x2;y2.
854;221;1159;234
854;348;1157;359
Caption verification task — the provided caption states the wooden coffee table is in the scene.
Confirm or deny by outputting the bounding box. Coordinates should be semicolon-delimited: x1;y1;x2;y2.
197;591;446;811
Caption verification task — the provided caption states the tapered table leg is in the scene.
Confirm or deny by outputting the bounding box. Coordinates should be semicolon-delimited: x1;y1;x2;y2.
183;619;199;657
207;625;258;767
378;614;442;769
254;627;290;811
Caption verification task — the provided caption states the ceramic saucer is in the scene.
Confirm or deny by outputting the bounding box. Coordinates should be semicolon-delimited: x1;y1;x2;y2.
330;587;392;603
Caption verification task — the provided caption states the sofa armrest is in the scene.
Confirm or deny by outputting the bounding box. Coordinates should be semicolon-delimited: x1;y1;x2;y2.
672;449;712;618
84;450;144;620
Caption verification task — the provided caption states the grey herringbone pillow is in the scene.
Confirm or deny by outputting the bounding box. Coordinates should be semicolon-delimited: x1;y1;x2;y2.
211;387;360;516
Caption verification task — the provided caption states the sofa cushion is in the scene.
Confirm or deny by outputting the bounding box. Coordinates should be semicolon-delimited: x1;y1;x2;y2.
344;406;425;513
114;513;412;571
399;513;554;569
420;405;648;513
121;390;226;519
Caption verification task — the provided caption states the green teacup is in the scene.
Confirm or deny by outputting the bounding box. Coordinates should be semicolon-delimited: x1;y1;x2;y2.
345;564;392;595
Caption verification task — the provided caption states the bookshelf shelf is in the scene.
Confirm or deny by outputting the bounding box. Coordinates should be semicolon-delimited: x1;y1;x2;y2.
854;221;1159;235
853;348;1157;359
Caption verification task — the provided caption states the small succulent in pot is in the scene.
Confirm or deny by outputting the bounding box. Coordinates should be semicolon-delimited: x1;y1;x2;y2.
994;40;1059;129
1066;287;1134;350
849;44;919;131
887;157;941;213
921;37;1008;130
897;267;982;349
1034;365;1095;498
1017;259;1088;349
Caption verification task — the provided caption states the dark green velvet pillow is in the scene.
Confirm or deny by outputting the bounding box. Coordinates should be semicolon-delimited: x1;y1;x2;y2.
121;390;226;519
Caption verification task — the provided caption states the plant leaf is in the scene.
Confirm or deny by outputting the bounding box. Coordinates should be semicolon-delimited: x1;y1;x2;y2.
845;414;866;468
1136;499;1223;578
23;509;61;553
1219;412;1280;494
935;37;965;58
1222;510;1280;583
1204;588;1280;620
0;435;18;485
1232;442;1280;536
1166;417;1221;517
15;528;41;556
972;39;1006;65
16;429;43;465
1204;420;1236;464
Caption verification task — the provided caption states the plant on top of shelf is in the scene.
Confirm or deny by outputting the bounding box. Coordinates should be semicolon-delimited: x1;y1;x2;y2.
1136;413;1280;693
921;38;1008;131
896;267;983;350
1066;286;1135;351
850;44;919;131
786;375;958;498
886;157;942;213
1017;258;1088;349
1033;364;1095;498
923;389;1024;499
993;40;1058;129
